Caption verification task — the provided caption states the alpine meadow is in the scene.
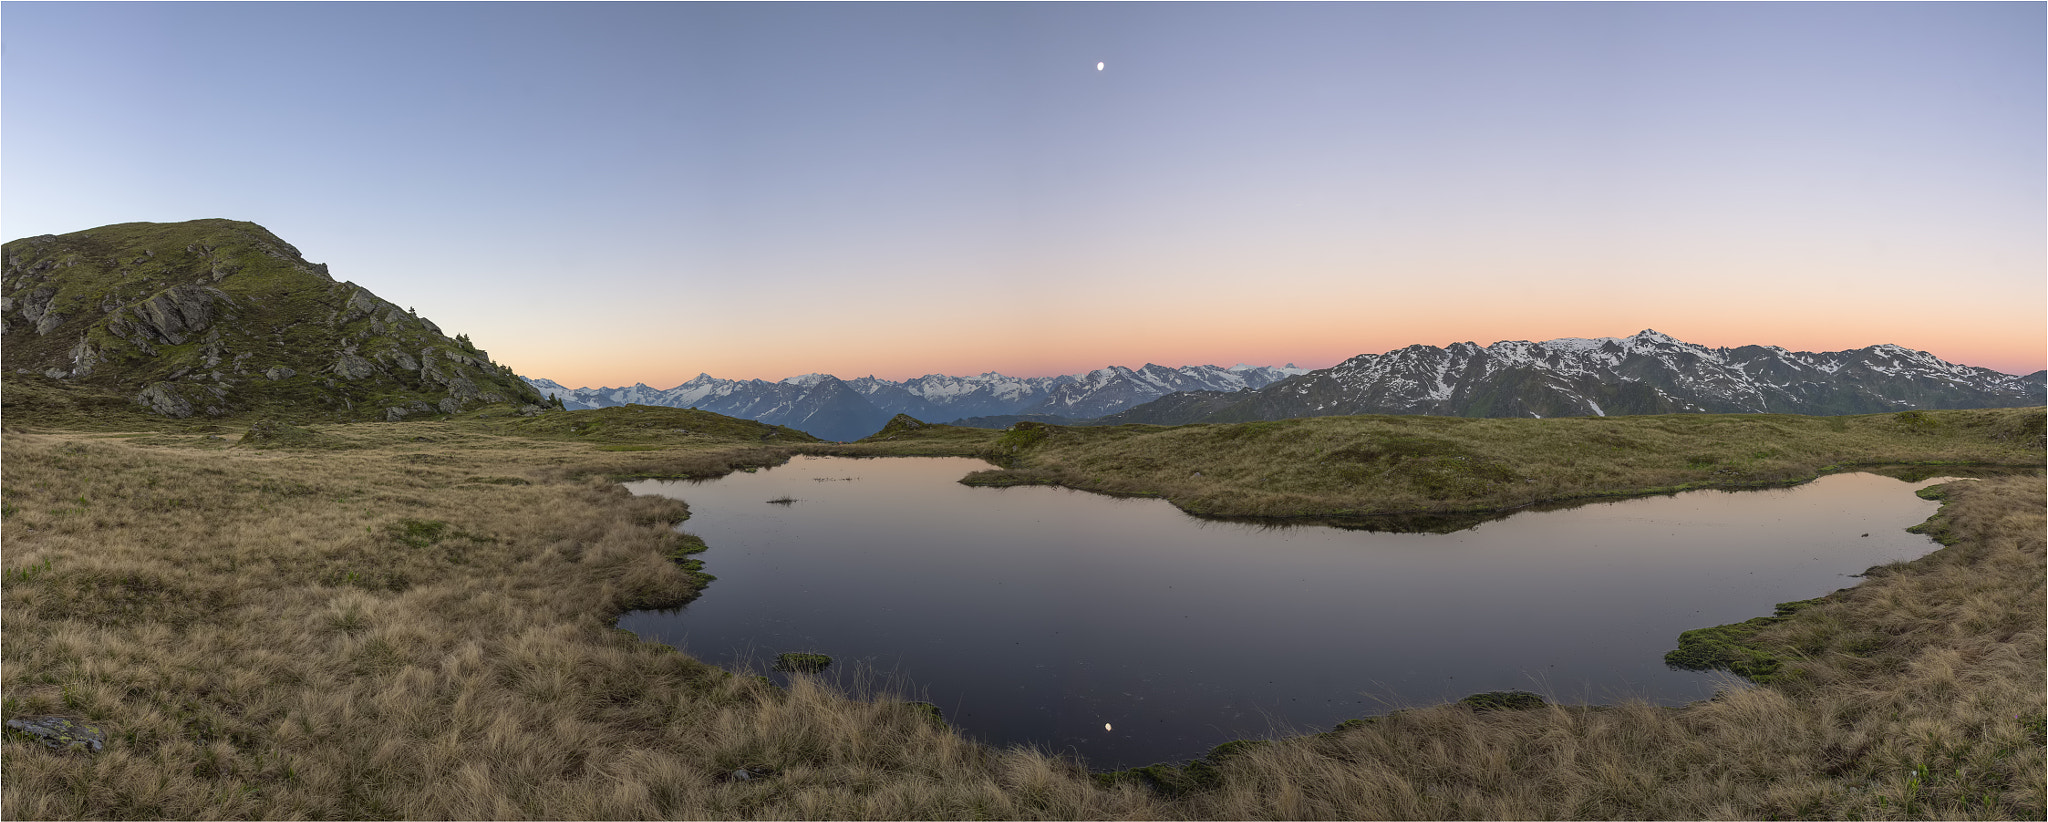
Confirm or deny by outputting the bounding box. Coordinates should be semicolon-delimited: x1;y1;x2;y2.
5;3;2045;821
3;219;2042;819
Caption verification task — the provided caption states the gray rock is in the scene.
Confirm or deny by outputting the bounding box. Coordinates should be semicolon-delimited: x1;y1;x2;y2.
126;284;226;345
265;366;297;381
332;352;377;380
443;375;481;400
5;716;107;753
373;349;419;372
136;383;195;418
385;400;434;422
14;286;56;326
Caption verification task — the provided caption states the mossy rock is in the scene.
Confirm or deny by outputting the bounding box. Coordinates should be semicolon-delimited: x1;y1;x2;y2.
5;716;107;753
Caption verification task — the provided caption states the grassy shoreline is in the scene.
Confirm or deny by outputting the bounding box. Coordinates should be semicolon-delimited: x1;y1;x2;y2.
4;406;2042;818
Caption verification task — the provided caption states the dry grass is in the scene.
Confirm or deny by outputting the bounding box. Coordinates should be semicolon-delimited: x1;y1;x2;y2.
1146;472;2045;820
2;410;2042;819
0;424;1155;818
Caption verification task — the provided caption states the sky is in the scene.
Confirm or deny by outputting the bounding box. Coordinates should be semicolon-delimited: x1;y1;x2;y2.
4;2;2042;386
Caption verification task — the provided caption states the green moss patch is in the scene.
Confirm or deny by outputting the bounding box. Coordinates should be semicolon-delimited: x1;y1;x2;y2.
1665;598;1824;682
772;652;833;674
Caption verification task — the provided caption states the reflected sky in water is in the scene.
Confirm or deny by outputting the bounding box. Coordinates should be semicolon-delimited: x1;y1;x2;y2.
621;457;1953;769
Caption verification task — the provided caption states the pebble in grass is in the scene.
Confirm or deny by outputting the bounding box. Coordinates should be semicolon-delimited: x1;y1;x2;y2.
5;716;108;753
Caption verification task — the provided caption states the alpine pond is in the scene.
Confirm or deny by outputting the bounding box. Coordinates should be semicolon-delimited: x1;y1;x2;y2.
621;456;1956;770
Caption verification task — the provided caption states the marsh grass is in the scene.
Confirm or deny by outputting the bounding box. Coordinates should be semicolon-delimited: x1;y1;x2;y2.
2;407;2042;819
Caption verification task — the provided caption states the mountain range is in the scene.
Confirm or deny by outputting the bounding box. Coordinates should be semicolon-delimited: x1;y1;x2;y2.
533;330;2043;440
524;363;1308;441
3;220;547;420
1099;329;2046;425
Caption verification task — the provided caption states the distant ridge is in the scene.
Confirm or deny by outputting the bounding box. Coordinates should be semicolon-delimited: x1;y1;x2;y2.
523;363;1308;441
3;219;548;421
1100;329;2046;425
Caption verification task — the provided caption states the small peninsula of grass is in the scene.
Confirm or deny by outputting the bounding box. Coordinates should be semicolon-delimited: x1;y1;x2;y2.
815;408;2044;527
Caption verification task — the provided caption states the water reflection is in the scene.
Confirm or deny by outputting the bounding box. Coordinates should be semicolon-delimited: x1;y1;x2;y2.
621;457;1958;770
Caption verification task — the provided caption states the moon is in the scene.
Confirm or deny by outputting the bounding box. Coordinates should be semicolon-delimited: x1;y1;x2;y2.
1096;62;1104;71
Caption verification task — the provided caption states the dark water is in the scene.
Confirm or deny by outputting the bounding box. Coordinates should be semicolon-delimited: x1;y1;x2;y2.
620;456;1952;769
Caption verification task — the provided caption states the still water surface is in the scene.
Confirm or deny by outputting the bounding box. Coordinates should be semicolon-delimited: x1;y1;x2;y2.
622;456;1951;769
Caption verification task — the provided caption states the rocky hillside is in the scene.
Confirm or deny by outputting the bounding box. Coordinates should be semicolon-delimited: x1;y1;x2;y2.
1102;330;2047;425
2;219;547;421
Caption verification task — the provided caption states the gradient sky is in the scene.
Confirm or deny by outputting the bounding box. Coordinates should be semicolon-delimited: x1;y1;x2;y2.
5;2;2042;386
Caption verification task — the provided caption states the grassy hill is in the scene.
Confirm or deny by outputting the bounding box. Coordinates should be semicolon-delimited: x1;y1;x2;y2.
3;219;547;424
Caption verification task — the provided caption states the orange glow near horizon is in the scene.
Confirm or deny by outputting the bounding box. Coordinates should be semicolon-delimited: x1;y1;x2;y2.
505;314;2044;389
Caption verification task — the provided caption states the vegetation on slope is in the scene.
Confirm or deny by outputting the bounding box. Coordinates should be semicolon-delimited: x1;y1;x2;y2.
2;219;547;422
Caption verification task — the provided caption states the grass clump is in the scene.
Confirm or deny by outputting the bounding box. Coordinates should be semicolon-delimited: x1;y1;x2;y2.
1456;690;1549;711
772;652;834;674
234;418;331;449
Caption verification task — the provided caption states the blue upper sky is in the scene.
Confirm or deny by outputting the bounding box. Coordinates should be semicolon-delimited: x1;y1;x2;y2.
5;2;2041;384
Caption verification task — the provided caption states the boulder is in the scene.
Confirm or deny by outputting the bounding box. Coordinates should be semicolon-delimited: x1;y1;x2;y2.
332;352;378;380
136;382;195;418
4;716;107;753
